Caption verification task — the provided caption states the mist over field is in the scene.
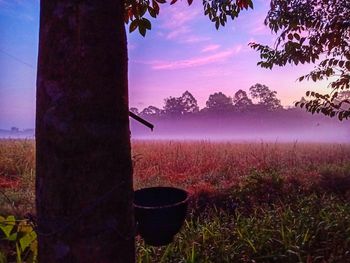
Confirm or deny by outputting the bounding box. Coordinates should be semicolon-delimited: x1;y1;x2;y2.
1;110;349;142
130;111;350;143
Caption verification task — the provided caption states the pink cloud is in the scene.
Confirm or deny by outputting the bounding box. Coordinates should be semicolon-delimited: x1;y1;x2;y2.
166;26;191;40
149;45;242;70
180;35;211;43
159;2;208;44
161;4;200;30
201;44;221;52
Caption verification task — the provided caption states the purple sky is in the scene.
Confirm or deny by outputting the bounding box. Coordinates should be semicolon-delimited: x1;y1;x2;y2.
0;0;331;129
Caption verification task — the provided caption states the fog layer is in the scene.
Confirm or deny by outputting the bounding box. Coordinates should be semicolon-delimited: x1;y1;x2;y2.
130;111;350;143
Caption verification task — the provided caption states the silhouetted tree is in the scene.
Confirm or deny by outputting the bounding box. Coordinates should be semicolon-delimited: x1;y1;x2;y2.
181;91;199;114
233;89;253;111
249;84;282;110
10;127;19;132
130;107;139;115
164;91;199;116
250;0;350;119
141;105;162;116
205;92;233;112
163;97;184;116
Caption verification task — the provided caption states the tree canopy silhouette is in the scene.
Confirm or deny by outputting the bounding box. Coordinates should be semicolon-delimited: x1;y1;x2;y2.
250;0;350;120
141;105;162;116
205;92;233;113
233;89;253;111
249;83;282;111
164;91;199;116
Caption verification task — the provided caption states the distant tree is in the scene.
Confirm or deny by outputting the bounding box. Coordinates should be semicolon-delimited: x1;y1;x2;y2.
10;127;19;132
205;92;233;112
249;83;282;110
140;105;162;116
233;89;253;111
130;107;139;115
180;91;199;114
250;0;350;120
163;97;184;116
164;91;199;116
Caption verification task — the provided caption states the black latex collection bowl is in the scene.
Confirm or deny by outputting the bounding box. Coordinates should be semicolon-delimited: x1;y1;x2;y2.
134;187;189;246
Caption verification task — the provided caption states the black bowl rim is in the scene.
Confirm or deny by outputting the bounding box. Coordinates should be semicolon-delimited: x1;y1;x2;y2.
134;186;189;209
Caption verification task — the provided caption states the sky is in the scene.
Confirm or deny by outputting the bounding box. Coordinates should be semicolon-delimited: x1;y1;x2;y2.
0;0;331;129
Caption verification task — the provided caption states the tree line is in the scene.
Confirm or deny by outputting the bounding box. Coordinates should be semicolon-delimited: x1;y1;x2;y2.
131;83;284;117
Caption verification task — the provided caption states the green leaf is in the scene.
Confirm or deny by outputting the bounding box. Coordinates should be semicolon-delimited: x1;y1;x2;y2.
16;243;21;263
129;19;139;33
140;5;147;17
7;232;17;241
0;216;16;238
220;18;225;26
138;25;146;37
142;18;152;30
148;7;157;18
215;20;220;30
152;0;160;13
19;231;37;252
247;0;253;8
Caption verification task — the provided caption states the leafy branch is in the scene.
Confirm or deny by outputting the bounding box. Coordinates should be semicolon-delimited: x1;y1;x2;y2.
250;0;350;120
125;0;254;36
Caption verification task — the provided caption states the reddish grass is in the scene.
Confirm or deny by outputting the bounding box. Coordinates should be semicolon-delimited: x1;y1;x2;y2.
132;140;350;193
1;139;350;207
0;176;20;189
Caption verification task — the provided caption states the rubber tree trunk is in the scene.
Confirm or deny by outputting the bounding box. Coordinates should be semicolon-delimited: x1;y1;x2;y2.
36;1;134;262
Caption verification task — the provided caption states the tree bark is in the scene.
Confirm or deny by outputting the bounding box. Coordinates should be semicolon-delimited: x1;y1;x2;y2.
36;1;134;262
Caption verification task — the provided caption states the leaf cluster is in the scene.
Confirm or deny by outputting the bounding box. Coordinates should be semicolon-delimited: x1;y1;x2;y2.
125;0;165;36
250;0;350;120
125;0;254;36
203;0;253;30
0;216;37;263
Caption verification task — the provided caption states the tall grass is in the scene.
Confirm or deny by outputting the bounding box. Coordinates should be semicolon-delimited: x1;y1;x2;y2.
137;194;350;262
0;140;35;216
1;140;350;262
132;140;350;193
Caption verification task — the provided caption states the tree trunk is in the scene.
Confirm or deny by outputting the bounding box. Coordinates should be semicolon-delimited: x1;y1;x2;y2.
36;1;134;262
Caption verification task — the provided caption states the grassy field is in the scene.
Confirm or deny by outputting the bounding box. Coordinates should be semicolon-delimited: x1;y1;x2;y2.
1;139;350;262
